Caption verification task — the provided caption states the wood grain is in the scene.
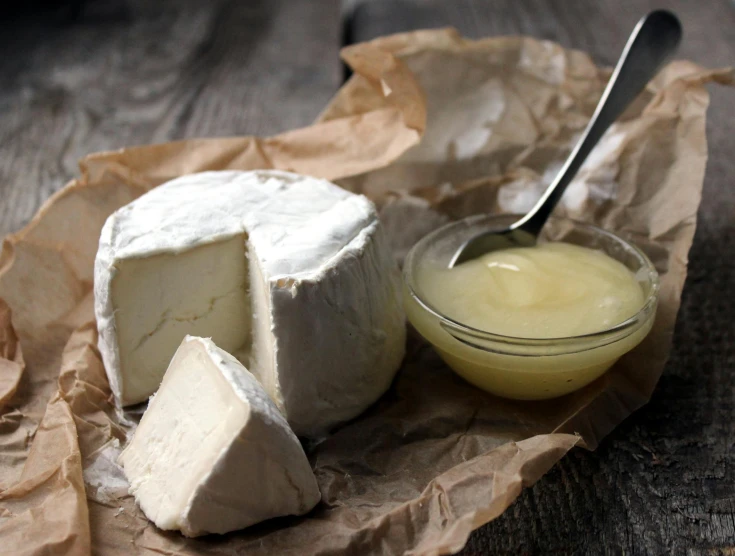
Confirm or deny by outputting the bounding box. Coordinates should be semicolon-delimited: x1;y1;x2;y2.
0;0;341;238
348;0;735;553
2;0;734;553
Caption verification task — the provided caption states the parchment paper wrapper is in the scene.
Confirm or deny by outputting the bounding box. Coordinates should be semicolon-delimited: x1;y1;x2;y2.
0;28;730;555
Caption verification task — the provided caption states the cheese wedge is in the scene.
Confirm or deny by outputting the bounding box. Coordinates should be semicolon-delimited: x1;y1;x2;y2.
94;170;405;436
119;336;320;537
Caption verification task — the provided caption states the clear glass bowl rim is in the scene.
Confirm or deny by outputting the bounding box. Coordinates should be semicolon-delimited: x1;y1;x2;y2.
403;214;661;351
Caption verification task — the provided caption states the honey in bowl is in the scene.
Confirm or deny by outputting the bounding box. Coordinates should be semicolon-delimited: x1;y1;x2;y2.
403;215;659;400
419;242;645;339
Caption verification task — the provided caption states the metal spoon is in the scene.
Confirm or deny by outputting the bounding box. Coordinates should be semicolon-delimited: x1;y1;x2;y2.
449;10;682;268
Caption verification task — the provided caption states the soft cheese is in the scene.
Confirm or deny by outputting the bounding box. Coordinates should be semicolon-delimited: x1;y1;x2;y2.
119;336;321;537
94;170;405;436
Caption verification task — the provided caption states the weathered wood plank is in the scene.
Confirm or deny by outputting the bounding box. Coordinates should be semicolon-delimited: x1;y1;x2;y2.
0;0;342;238
2;0;733;553
347;0;735;553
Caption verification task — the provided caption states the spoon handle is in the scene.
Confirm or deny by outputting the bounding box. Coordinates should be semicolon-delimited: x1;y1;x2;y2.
514;10;682;236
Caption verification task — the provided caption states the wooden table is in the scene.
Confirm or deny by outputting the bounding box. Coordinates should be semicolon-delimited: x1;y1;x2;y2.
2;0;734;553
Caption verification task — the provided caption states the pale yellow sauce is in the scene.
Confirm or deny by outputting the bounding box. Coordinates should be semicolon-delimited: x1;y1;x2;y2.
406;242;653;400
419;242;644;338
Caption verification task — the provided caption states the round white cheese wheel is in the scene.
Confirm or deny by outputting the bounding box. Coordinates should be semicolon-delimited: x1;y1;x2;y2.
94;170;406;436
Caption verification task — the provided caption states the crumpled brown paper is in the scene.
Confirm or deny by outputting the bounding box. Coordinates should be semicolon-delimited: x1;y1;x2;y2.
0;300;23;412
0;28;730;555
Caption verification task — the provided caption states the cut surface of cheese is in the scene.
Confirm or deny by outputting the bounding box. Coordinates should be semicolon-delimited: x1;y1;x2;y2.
110;235;250;404
119;336;320;537
95;170;406;436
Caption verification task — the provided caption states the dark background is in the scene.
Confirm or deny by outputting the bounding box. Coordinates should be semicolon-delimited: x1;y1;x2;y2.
1;1;734;554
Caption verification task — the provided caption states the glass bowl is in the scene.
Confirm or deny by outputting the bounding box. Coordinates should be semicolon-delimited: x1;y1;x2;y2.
403;214;660;400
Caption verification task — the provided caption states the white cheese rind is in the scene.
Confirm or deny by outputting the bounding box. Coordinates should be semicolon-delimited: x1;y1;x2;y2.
119;336;320;537
94;170;406;436
269;222;406;434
